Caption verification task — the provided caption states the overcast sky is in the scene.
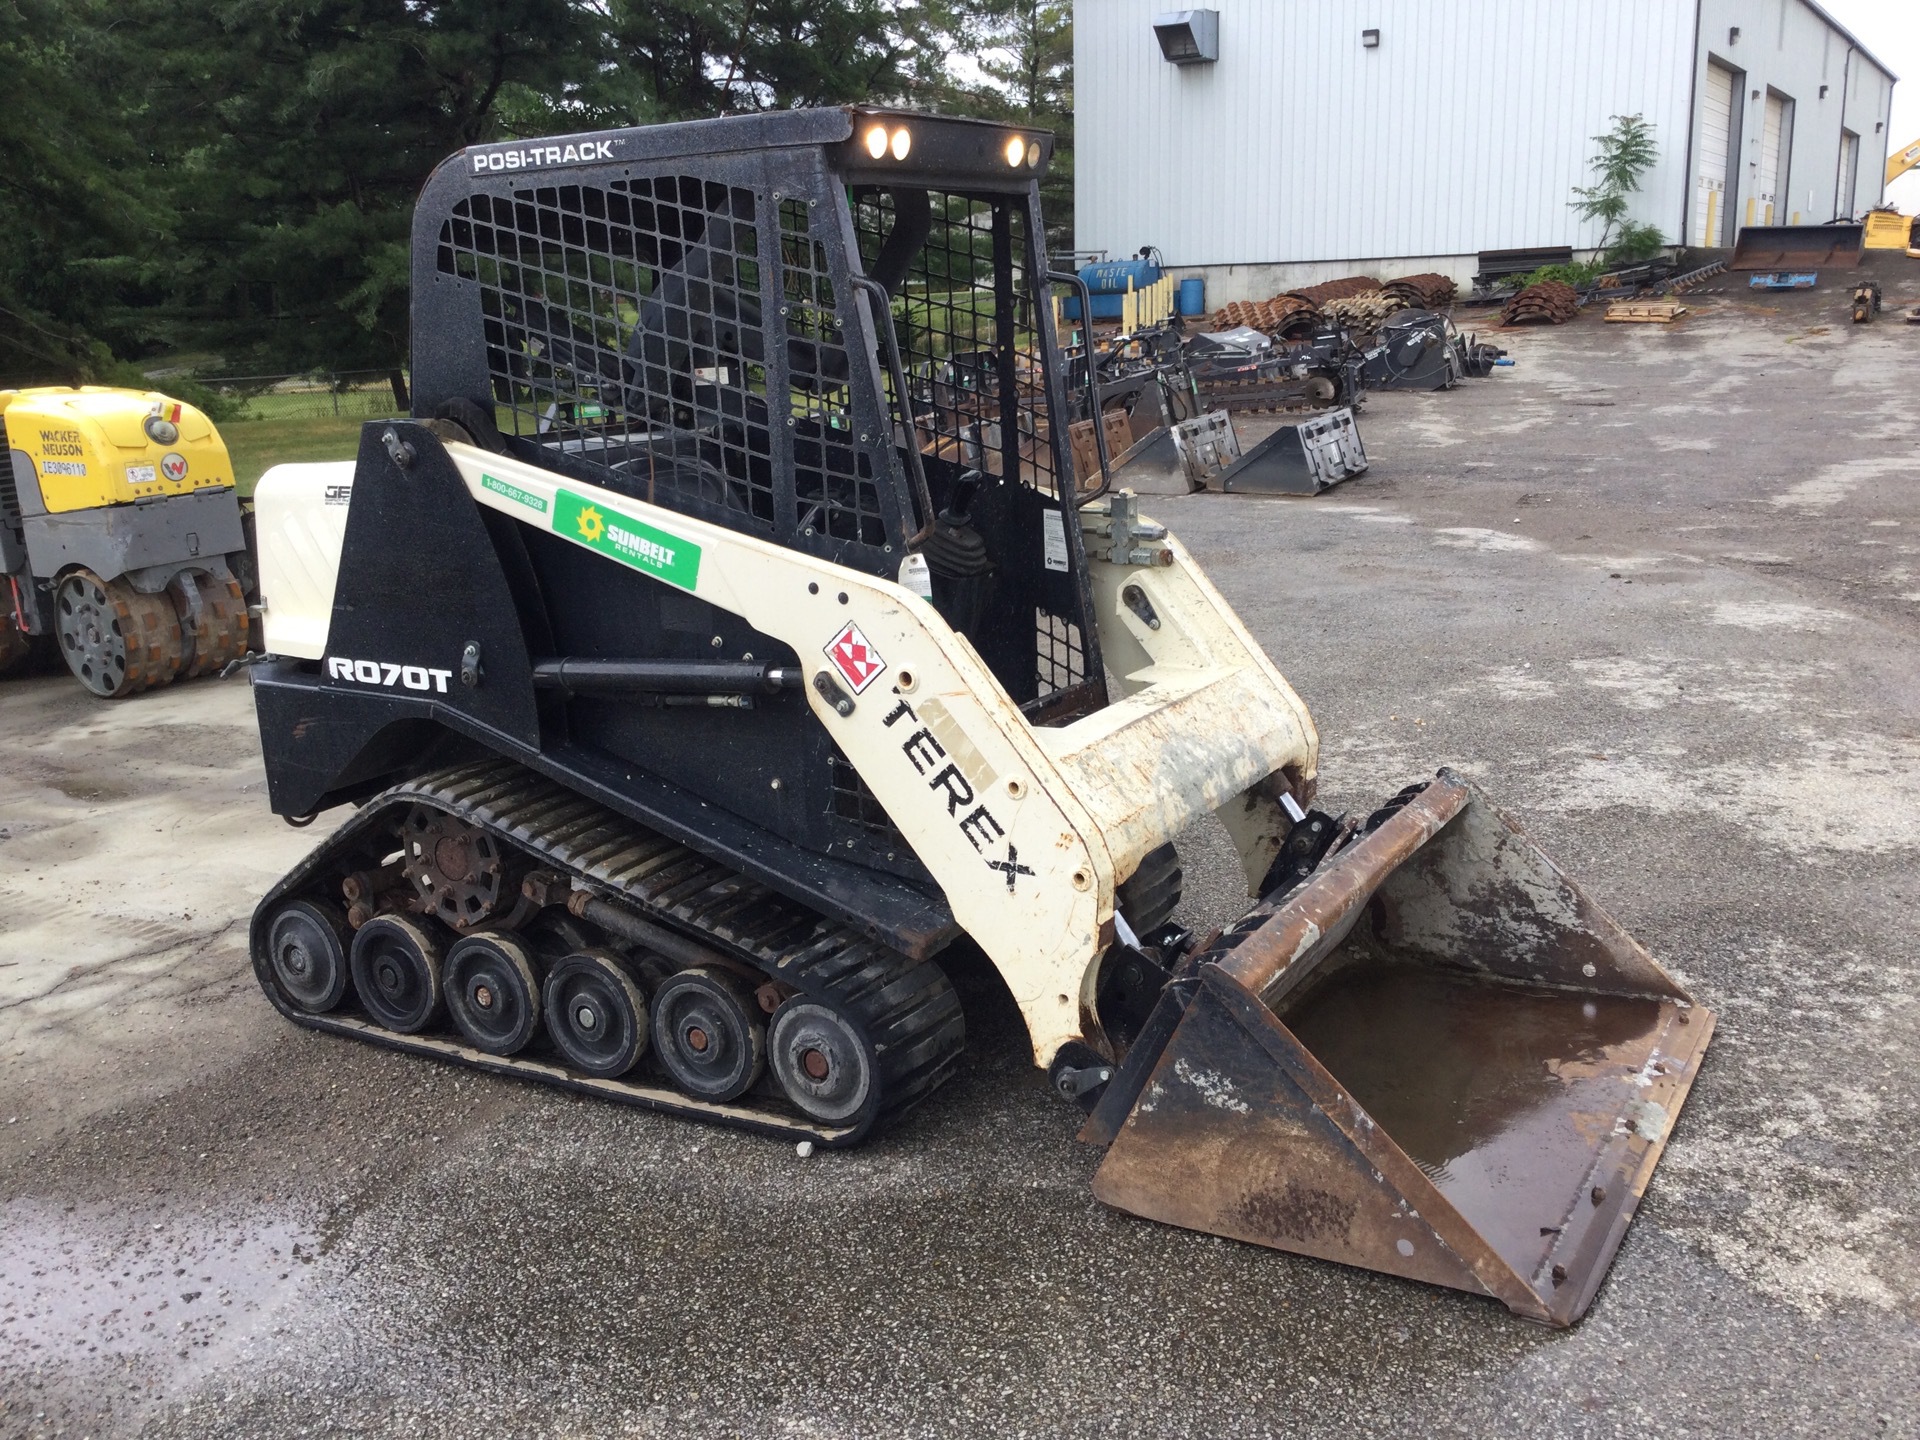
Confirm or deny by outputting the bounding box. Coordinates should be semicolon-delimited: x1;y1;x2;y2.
1818;0;1919;208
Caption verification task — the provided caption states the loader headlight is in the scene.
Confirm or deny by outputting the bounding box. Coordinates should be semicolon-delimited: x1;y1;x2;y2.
890;126;912;161
1004;134;1027;168
1026;139;1042;168
144;416;179;445
865;124;889;159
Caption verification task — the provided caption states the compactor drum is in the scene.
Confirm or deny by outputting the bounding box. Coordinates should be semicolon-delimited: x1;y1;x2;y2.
0;387;251;696
246;109;1713;1324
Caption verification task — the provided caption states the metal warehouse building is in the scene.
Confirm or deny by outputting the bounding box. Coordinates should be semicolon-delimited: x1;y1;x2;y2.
1074;0;1898;302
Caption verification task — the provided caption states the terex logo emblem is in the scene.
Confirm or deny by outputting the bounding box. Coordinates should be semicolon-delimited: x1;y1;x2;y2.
825;621;886;693
327;657;454;693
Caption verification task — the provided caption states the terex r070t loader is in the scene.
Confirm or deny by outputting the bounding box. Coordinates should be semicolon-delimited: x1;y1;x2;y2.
247;110;1713;1325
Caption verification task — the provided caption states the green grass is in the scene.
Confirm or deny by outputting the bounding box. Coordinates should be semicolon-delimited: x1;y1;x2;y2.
225;390;398;423
223;414;368;498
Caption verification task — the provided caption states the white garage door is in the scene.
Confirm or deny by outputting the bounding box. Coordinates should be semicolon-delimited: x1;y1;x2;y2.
1694;61;1735;246
1756;92;1788;227
1836;130;1859;218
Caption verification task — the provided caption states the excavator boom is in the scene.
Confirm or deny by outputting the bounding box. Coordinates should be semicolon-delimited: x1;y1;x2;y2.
1887;137;1920;186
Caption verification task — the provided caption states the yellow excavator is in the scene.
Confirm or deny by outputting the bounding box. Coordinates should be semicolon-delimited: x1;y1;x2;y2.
1870;139;1920;257
0;386;252;695
1889;136;1920;187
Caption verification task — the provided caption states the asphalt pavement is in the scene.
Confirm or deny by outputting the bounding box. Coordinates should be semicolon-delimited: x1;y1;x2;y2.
3;273;1919;1438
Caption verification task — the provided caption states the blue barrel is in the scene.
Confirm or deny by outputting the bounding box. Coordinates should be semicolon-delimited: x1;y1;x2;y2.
1177;276;1206;316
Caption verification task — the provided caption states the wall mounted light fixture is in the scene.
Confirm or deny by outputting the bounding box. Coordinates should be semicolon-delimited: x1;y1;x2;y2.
1153;10;1219;65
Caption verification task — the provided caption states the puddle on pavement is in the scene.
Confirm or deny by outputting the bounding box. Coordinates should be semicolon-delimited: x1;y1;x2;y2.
0;1199;334;1379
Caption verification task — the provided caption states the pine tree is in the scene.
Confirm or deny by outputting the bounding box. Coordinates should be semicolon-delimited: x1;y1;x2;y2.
0;0;162;380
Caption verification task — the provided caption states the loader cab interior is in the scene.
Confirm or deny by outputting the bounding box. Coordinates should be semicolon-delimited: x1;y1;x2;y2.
425;109;1102;729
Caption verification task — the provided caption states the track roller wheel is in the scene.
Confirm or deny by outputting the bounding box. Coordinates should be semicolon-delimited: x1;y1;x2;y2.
265;898;353;1013
769;999;876;1125
651;965;766;1102
544;949;649;1078
349;914;448;1033
54;569;182;697
445;931;542;1056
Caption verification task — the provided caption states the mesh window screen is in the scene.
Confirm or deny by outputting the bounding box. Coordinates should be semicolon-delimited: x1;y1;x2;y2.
779;199;887;547
852;190;1086;706
436;173;896;554
852;191;1059;500
1035;608;1086;698
828;748;898;835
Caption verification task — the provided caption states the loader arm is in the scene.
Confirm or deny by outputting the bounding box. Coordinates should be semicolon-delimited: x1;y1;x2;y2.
442;439;1315;1067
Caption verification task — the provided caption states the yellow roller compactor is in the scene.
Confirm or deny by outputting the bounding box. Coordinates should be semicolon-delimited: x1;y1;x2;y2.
0;386;251;695
243;110;1715;1326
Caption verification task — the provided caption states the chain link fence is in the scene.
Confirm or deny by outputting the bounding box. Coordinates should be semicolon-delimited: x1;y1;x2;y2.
197;369;408;422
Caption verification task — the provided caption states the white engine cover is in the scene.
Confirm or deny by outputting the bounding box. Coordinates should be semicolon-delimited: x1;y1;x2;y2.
253;461;355;659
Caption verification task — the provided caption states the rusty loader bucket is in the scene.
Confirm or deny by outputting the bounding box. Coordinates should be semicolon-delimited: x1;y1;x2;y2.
1730;221;1865;271
1082;771;1714;1326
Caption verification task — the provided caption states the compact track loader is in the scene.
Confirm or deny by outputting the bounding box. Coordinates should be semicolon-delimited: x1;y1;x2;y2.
0;387;251;695
246;109;1713;1326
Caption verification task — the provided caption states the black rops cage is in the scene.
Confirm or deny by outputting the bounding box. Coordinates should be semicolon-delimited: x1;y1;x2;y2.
409;108;1106;728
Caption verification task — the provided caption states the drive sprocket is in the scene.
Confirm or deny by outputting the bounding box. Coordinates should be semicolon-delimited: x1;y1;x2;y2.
402;806;522;929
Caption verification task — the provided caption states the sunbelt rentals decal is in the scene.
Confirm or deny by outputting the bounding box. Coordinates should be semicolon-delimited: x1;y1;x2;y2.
553;488;701;591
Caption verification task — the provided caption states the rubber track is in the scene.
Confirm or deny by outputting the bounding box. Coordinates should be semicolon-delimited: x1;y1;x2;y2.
263;757;966;1146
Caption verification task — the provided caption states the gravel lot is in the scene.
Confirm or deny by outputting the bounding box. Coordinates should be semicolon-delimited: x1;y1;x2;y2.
4;269;1919;1438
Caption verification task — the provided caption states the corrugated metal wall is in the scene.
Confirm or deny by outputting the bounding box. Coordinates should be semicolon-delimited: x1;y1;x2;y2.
1691;0;1898;227
1074;0;1698;267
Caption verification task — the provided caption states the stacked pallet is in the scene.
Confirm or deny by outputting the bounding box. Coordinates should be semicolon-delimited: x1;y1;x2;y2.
1500;280;1580;325
1210;294;1323;336
1604;300;1688;324
1380;273;1458;310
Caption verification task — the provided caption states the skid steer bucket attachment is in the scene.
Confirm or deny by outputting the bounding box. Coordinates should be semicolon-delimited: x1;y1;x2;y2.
1083;771;1713;1326
1173;409;1368;495
1729;221;1864;270
1217;409;1367;495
